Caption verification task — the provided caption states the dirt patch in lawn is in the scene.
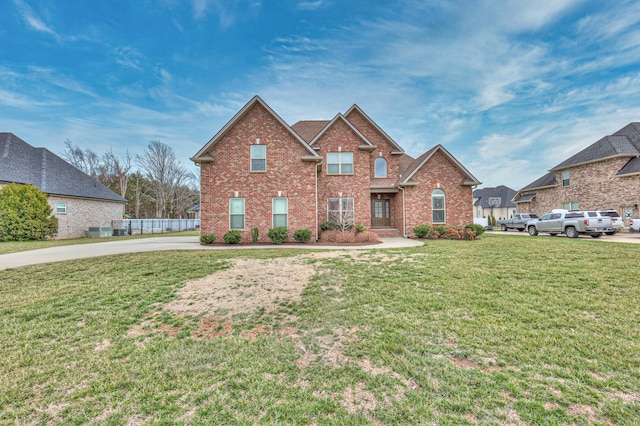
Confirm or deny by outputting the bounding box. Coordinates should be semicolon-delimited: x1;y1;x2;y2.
164;252;342;318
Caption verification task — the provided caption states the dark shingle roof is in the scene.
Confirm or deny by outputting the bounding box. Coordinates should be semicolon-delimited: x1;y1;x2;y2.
617;157;640;176
0;133;127;203
519;171;557;191
514;193;536;203
551;122;640;170
472;185;517;207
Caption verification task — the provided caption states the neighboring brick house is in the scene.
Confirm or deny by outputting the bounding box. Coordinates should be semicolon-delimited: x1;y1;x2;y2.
0;133;127;238
191;96;480;242
513;122;640;223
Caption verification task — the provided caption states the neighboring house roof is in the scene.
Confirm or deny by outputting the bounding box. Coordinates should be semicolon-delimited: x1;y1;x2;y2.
518;171;557;192
187;204;200;212
191;95;321;162
0;133;127;203
514;193;536;203
550;122;640;171
400;145;481;186
472;185;517;208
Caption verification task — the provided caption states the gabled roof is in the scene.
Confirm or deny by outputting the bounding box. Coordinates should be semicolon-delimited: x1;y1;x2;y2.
400;144;481;186
308;113;375;149
514;193;536;203
472;185;517;208
617;156;640;176
291;120;330;143
344;104;405;154
551;122;640;171
191;96;321;162
0;133;127;203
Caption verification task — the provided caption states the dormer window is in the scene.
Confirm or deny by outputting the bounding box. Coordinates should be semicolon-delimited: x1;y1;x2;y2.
327;152;353;174
251;145;266;172
374;157;387;177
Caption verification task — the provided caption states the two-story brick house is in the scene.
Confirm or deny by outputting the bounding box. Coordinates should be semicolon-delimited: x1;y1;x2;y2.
191;96;480;242
513;122;640;222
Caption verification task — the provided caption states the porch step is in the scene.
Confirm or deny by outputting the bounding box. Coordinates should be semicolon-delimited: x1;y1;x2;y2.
370;228;402;238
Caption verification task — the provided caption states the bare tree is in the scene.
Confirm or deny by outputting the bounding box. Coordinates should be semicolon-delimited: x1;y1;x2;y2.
103;148;132;197
135;140;195;218
62;139;102;180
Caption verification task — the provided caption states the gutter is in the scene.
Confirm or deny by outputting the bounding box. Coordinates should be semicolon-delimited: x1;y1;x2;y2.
398;185;407;238
315;160;323;241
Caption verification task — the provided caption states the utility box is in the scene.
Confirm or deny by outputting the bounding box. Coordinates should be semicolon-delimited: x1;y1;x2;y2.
87;226;113;238
112;229;125;237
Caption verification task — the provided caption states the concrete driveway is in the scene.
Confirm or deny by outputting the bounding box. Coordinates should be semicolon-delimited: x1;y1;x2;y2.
0;236;424;271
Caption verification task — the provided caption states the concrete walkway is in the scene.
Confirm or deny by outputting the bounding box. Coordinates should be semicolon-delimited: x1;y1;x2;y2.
0;236;424;271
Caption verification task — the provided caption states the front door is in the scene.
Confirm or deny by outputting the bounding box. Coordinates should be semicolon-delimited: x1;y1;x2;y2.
371;199;391;227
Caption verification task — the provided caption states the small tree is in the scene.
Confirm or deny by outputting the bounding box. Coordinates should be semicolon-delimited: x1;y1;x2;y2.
0;184;58;240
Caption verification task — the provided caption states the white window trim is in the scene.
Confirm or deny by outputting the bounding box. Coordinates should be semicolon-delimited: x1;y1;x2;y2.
374;157;387;178
250;145;266;172
272;197;288;228
327;152;354;175
229;198;245;230
432;189;446;223
327;197;355;224
56;202;67;214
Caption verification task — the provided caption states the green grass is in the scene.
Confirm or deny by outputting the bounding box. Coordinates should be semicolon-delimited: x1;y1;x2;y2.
1;235;638;424
0;230;199;255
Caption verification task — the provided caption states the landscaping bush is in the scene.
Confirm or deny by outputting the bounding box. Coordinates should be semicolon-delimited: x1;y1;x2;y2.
267;227;289;244
0;183;58;241
199;233;216;244
223;230;242;244
293;228;312;243
251;227;259;243
355;224;367;234
413;224;430;238
319;221;340;231
465;223;485;237
355;230;379;243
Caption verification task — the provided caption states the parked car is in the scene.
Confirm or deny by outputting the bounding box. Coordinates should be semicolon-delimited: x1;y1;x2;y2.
629;218;640;233
526;210;614;238
598;210;623;235
497;213;538;231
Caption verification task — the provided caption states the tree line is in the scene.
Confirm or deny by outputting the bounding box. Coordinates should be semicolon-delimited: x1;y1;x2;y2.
62;140;199;219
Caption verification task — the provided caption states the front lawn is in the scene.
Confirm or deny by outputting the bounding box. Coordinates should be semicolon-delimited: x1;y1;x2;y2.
1;235;638;424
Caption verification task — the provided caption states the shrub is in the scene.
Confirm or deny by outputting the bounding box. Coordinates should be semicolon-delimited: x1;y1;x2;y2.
355;230;379;243
426;229;440;239
355;224;367;234
293;228;312;243
267;226;289;244
320;230;338;242
465;223;485;237
199;233;216;244
223;230;242;244
251;227;259;243
433;225;447;236
320;221;340;231
413;224;430;238
0;183;58;241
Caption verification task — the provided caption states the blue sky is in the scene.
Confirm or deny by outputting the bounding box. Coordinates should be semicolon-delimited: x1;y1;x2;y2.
1;0;639;190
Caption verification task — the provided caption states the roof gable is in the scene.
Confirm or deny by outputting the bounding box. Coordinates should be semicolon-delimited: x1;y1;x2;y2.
191;96;320;162
344;105;405;154
0;133;127;203
309;113;375;148
400;144;481;186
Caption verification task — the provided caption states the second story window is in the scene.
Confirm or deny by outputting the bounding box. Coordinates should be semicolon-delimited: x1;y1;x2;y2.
251;145;266;172
327;152;353;175
374;157;387;177
561;170;570;187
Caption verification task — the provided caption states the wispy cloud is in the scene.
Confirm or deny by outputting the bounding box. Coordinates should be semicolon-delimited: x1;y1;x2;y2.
12;0;61;41
189;0;262;27
296;0;329;11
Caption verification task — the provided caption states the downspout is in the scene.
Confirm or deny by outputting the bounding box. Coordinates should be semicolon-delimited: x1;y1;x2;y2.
399;185;407;238
315;160;323;241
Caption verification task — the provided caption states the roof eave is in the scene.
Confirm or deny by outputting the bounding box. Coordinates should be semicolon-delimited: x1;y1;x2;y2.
551;154;636;171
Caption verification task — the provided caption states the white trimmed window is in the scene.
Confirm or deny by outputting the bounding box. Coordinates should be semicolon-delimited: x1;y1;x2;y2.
250;145;266;172
562;202;579;210
374;157;387;177
229;198;245;230
327;197;354;224
327;152;353;174
562;170;570;187
273;197;288;228
56;202;67;214
432;189;446;223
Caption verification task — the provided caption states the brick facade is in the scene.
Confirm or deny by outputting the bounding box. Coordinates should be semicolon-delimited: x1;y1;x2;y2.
49;196;125;239
194;96;479;242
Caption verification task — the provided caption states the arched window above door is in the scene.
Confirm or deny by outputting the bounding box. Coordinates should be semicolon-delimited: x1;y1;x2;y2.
374;157;387;178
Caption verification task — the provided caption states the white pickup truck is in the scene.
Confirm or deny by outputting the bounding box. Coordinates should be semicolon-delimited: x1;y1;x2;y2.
526;210;614;238
629;218;640;232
